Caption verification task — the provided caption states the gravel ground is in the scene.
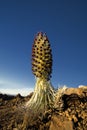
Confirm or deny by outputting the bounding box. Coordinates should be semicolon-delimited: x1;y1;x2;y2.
0;87;87;130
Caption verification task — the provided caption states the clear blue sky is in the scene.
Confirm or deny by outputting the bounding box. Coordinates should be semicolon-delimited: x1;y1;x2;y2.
0;0;87;95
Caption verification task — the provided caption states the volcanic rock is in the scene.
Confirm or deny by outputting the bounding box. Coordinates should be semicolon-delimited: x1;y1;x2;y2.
0;87;87;130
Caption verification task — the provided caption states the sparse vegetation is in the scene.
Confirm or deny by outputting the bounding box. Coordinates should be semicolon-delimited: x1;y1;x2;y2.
0;33;86;130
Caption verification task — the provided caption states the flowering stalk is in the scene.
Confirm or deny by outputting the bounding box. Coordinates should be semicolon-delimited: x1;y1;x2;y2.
26;32;55;112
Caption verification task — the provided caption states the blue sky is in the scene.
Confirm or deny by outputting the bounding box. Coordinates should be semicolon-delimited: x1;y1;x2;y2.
0;0;87;95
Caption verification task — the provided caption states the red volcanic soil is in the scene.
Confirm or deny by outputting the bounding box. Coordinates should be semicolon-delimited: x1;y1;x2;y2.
0;87;87;130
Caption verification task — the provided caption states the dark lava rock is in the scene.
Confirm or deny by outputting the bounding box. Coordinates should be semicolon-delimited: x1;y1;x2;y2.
0;87;87;130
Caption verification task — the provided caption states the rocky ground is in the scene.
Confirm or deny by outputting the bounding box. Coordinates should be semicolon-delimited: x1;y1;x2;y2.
0;86;87;130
